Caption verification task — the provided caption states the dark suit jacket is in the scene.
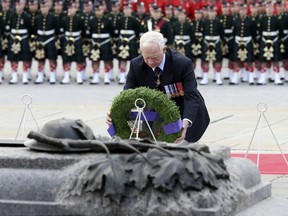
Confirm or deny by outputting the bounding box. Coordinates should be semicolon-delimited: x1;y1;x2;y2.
124;48;210;142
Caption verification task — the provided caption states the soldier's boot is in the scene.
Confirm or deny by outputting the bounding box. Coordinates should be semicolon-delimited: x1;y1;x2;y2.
215;72;223;85
9;72;18;84
229;72;238;85
22;72;29;84
90;72;99;85
76;71;83;84
0;72;2;84
118;72;126;85
82;70;87;81
109;68;115;81
35;72;44;84
257;71;266;85
104;72;110;85
274;73;283;85
249;73;255;85
61;71;70;84
49;72;56;84
241;68;249;82
267;67;274;82
285;71;288;82
200;73;209;85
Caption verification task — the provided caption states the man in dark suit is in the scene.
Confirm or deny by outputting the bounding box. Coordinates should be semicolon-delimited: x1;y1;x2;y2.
122;31;210;143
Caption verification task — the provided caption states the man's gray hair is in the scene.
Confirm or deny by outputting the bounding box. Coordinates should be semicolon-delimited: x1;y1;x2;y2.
140;31;165;51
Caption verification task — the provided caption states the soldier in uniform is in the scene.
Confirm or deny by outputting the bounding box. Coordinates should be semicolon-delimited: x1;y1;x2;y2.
135;1;149;37
116;2;140;84
218;2;234;82
258;3;283;85
107;0;123;81
146;4;174;47
172;6;194;60
276;0;288;82
81;0;94;82
191;8;204;79
164;5;177;25
1;0;12;57
53;0;66;57
27;0;40;79
34;0;59;84
8;0;33;84
0;7;4;83
230;4;256;85
89;2;114;84
61;0;85;84
200;5;224;85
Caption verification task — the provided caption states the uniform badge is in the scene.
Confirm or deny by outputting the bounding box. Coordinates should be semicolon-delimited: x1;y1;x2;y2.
164;82;184;98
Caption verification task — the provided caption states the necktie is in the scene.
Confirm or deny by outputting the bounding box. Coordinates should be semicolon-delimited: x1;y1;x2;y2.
154;67;162;87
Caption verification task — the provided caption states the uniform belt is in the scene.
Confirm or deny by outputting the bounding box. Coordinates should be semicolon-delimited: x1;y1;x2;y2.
92;38;111;47
175;39;191;45
235;36;252;45
11;34;28;41
224;29;233;34
65;31;81;37
204;36;220;41
11;29;28;34
262;31;278;37
37;29;55;36
225;36;233;41
120;30;135;35
262;36;278;44
92;33;110;39
175;35;190;40
65;36;80;42
120;35;135;42
37;36;55;46
195;32;203;37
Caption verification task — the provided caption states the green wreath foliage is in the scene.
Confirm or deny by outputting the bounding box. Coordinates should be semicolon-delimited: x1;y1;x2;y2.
110;87;182;143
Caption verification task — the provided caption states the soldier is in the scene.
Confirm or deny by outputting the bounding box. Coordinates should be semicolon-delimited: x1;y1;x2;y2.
8;0;32;84
81;0;94;82
200;5;224;85
53;0;66;57
277;0;288;82
146;4;174;47
0;8;4;83
34;0;59;84
218;2;234;82
191;8;204;79
89;2;114;84
107;0;123;81
1;0;12;57
116;2;140;84
172;6;194;60
230;4;256;85
135;1;149;37
164;5;177;25
61;0;85;84
258;3;283;85
27;0;40;78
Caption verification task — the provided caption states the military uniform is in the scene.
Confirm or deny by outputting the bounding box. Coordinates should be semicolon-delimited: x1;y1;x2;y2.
191;17;203;59
7;7;33;84
279;11;288;82
34;10;59;84
200;7;224;85
231;14;257;84
258;13;283;85
54;9;67;55
117;15;140;61
27;1;40;56
0;7;12;55
0;12;4;59
80;10;94;58
172;17;194;59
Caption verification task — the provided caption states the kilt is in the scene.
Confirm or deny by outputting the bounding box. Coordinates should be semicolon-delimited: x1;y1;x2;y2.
62;37;84;64
7;35;32;62
35;36;57;61
232;36;254;62
259;35;282;62
201;36;222;62
117;35;138;61
1;34;9;55
89;36;113;61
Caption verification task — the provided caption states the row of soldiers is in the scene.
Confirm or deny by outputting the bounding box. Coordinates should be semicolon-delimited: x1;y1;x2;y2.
1;0;288;85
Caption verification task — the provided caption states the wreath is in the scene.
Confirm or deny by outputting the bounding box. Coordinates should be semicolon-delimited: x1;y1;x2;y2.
109;87;182;143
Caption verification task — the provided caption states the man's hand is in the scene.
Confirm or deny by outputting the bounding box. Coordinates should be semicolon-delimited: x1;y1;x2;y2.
106;112;112;126
174;119;190;143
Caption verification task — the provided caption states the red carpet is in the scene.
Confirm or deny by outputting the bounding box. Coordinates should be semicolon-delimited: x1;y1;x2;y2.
231;153;288;174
